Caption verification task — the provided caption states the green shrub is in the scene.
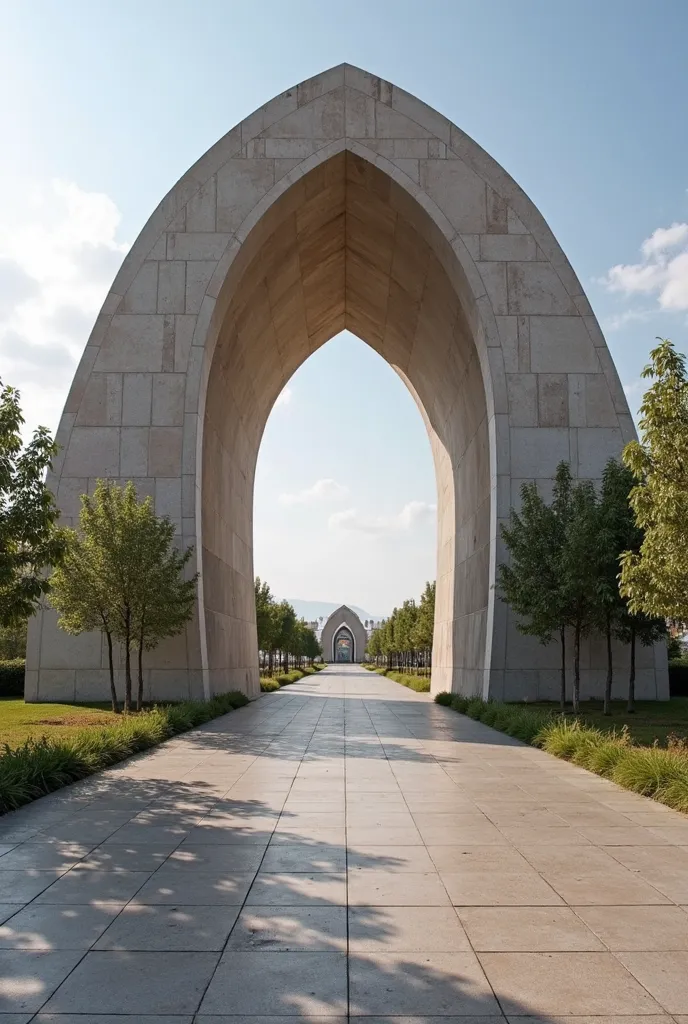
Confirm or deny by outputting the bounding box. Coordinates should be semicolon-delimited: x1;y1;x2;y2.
0;660;25;698
312;663;326;671
434;691;452;706
385;671;431;693
0;691;249;815
260;678;280;692
275;669;304;686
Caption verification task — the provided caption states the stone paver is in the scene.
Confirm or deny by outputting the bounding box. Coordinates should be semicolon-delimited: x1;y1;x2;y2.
1;665;688;1018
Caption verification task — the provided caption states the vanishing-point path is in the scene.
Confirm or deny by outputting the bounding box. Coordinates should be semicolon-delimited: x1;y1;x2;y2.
1;664;688;1019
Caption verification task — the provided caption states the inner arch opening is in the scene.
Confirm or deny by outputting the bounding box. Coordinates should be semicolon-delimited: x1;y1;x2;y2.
201;151;490;697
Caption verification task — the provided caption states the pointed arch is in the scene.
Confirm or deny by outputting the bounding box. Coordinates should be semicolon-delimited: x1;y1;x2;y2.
27;65;668;703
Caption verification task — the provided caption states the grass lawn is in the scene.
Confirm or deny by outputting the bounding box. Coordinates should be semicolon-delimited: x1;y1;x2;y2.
520;698;688;746
0;698;123;746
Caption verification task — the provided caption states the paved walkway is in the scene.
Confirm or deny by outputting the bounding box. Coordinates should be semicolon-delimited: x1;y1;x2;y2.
2;665;688;1020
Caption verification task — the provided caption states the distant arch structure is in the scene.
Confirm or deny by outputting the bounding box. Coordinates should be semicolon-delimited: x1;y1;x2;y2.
28;64;668;703
321;607;367;664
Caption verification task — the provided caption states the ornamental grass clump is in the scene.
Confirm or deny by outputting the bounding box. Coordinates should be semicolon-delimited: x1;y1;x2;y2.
0;691;249;815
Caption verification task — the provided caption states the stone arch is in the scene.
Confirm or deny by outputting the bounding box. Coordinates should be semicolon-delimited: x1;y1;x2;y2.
321;606;367;664
27;64;668;704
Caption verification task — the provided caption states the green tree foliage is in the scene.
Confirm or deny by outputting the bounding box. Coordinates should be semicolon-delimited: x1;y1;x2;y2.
0;619;27;660
620;339;688;626
253;580;320;672
366;581;435;674
499;449;667;714
498;462;573;710
51;482;197;713
0;380;67;625
597;459;666;714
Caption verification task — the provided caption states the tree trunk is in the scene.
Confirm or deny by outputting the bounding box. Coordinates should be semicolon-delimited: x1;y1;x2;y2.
627;626;636;714
603;613;613;716
137;632;144;712
105;630;119;713
123;610;132;712
573;620;581;714
559;626;566;712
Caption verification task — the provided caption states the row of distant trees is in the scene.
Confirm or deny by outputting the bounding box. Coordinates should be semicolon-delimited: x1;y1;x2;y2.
499;339;688;714
254;578;321;673
366;581;435;674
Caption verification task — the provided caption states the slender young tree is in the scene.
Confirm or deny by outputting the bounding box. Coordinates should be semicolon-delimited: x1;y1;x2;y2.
560;478;600;713
621;338;688;625
50;526;120;713
131;514;197;711
499;462;573;710
0;380;67;625
52;482;196;712
596;460;638;714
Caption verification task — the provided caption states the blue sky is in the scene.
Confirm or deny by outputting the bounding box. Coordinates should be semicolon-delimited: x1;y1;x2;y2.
0;1;686;614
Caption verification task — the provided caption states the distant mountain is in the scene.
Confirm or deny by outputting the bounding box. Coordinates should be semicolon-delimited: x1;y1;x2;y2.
283;598;383;624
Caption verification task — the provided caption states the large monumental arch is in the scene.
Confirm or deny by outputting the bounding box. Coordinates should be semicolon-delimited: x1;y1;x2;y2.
26;65;668;704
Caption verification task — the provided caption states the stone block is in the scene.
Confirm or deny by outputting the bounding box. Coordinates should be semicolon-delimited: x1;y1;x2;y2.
507;374;538;427
167;233;231;261
175;315;196;372
507;263;578;315
120;427;149;476
376;100;433;139
122;373;152;426
511;426;570;478
576;427;623;478
480;234;536;261
345;87;375;138
57;476;88;518
64;427;120;477
477;262;508;315
537;374;569;427
157;262;186;314
149;427;183;477
152;374;185;426
530;316;601;373
584;373;618;427
420;159;487;233
120;261;159;314
186;176;217;232
94;315;165;372
216;160;275;233
155;477;182;524
75;373;122;426
262;90;344;139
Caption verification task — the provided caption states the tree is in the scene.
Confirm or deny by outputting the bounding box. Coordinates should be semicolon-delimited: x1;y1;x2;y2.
131;512;197;711
51;481;197;713
596;460;636;714
50;526;120;712
615;609;666;714
620;339;688;626
560;477;600;713
0;380;67;625
499;463;573;710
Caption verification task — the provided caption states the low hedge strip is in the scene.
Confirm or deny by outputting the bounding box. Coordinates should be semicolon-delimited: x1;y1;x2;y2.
0;691;249;815
260;665;326;692
364;666;431;692
0;660;25;698
435;692;688;813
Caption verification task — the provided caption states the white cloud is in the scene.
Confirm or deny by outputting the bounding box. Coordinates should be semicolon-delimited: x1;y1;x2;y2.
0;179;129;435
603;220;688;312
274;386;292;408
329;500;436;536
602;308;654;332
279;477;348;506
623;379;644;399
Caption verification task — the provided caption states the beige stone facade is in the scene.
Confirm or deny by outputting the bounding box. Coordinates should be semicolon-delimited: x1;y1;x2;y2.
27;65;668;703
321;606;368;664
